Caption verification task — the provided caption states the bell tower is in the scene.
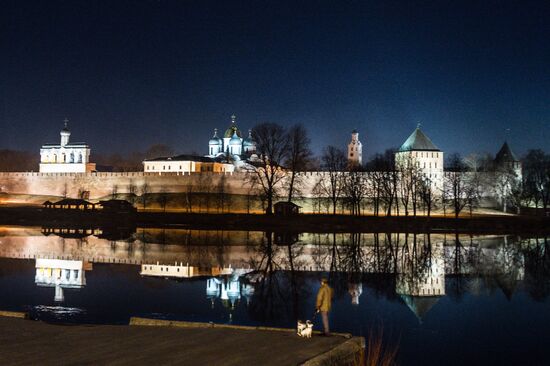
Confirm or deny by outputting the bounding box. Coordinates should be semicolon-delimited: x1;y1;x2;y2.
347;130;362;167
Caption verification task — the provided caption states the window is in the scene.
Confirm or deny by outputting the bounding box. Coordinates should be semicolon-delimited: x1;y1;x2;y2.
435;162;437;168
350;153;354;157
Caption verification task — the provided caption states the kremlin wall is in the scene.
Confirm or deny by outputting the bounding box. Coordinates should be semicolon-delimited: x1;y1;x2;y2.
0;116;520;213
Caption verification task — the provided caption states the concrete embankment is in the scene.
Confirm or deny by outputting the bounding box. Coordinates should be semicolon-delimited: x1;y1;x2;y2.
0;313;364;366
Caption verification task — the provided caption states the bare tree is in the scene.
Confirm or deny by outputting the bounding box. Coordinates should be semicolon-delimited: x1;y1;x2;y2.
523;150;550;212
493;165;519;213
285;124;312;203
216;174;232;213
366;149;399;216
417;174;436;217
111;184;118;199
444;154;475;218
320;146;347;214
397;154;422;216
157;188;169;212
251;123;289;215
127;180;137;205
140;182;151;209
342;170;368;216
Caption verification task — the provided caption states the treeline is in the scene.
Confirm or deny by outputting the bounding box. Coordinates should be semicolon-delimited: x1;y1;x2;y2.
0;150;37;171
246;121;550;216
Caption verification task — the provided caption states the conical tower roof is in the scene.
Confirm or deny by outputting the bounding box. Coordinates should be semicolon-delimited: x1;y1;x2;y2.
398;127;440;152
495;142;519;163
400;294;442;323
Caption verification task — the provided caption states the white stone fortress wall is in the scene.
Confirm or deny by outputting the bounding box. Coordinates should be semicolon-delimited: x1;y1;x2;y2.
0;170;499;210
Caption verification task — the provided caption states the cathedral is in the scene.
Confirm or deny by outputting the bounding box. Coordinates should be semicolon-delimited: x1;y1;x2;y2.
143;115;256;174
207;115;257;160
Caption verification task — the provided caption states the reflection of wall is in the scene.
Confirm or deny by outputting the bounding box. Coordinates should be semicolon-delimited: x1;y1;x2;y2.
0;227;528;279
140;263;237;278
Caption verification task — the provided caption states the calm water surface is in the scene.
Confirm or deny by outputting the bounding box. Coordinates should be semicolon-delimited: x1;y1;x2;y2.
0;226;548;365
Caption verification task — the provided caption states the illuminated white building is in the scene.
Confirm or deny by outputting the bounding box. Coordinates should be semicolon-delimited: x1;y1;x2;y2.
347;130;363;167
35;258;90;302
207;115;256;159
395;126;444;189
396;241;445;322
143;155;234;174
39;119;96;173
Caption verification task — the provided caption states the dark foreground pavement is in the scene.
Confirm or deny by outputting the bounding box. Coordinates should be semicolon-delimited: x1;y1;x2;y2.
0;317;361;366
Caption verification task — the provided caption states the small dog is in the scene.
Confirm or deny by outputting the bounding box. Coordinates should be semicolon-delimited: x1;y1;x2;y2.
297;320;313;338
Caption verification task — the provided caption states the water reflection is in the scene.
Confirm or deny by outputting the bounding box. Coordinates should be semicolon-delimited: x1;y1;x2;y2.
0;226;548;321
35;258;91;302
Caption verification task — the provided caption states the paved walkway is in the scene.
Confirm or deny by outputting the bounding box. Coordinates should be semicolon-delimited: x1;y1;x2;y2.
0;317;354;366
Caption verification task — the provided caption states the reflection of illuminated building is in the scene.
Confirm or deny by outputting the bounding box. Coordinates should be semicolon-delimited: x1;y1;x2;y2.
205;270;256;310
241;283;255;305
35;259;92;302
220;275;241;309
396;242;445;322
140;263;236;278
348;283;363;305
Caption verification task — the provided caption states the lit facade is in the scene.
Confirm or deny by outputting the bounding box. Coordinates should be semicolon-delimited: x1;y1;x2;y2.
143;155;234;174
207;115;256;159
347;130;363;167
39;119;96;173
395;126;444;189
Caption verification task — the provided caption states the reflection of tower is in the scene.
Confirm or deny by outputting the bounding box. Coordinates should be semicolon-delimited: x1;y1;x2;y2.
206;278;221;308
221;275;241;309
494;237;525;299
35;259;91;302
348;283;363;305
241;283;255;306
396;241;445;322
54;285;64;302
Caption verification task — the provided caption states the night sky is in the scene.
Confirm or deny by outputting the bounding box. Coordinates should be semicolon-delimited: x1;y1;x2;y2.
1;0;548;158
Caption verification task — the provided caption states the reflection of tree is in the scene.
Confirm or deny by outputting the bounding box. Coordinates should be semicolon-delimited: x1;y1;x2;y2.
447;232;469;301
398;233;433;295
523;237;550;301
247;232;311;324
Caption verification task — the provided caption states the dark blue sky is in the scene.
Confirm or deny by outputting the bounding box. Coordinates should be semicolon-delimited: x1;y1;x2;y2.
1;0;548;158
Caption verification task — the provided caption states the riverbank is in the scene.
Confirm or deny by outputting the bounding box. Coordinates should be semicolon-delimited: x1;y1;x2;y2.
0;206;549;234
0;314;363;366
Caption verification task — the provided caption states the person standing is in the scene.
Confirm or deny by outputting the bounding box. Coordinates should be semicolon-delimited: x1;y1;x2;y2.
316;278;333;336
